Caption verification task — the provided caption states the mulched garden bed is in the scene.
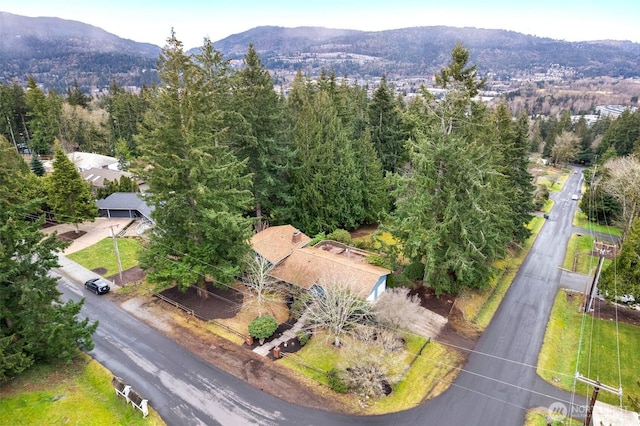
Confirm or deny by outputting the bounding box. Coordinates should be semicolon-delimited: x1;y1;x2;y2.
159;282;244;320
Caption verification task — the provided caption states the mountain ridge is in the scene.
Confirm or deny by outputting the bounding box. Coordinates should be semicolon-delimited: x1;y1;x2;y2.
1;12;639;91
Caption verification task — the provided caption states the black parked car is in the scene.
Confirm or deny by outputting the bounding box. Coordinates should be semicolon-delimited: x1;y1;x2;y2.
84;278;110;295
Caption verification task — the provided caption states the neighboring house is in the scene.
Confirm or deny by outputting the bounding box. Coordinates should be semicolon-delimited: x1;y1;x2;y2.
81;167;133;193
97;192;154;225
250;225;390;302
43;151;120;173
68;152;120;171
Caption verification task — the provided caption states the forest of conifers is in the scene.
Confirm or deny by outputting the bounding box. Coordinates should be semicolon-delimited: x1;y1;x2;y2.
2;36;640;296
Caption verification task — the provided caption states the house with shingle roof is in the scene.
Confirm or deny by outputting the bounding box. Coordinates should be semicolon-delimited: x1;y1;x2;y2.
250;225;389;301
96;192;153;224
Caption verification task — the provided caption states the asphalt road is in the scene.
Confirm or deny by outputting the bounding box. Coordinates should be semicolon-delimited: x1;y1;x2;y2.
54;168;588;425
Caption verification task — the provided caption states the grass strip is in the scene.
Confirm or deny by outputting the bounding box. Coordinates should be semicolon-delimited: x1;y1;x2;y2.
67;237;141;276
0;354;164;425
537;290;640;407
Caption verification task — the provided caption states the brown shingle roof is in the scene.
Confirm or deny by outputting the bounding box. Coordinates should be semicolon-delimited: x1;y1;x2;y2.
250;224;311;265
269;245;390;299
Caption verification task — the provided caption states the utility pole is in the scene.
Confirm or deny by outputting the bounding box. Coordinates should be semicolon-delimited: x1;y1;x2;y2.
108;225;124;286
583;254;604;312
6;116;19;154
575;374;622;426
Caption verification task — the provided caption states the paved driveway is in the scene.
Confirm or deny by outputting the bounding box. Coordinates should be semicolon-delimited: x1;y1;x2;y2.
42;217;134;254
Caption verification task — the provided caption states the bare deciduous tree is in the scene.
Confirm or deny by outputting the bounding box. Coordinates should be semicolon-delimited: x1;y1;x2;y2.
371;287;424;331
303;278;372;346
601;155;640;240
339;335;404;398
551;130;580;166
242;254;281;316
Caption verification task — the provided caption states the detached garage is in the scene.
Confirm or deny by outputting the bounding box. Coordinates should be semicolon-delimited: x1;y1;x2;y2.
97;192;154;223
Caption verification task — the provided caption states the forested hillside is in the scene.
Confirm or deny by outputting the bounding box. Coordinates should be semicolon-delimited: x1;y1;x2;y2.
2;11;640;91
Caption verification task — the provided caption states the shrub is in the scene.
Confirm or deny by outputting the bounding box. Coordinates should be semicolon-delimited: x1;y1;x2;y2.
308;232;326;246
296;329;310;346
533;183;549;210
248;315;278;343
327;229;352;245
365;253;390;269
290;292;311;320
327;368;348;393
403;261;425;281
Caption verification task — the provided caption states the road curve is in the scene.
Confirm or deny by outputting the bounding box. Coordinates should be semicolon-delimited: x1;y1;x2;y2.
55;168;587;425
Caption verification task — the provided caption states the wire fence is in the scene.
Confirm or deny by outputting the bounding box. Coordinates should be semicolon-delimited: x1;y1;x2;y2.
152;292;248;339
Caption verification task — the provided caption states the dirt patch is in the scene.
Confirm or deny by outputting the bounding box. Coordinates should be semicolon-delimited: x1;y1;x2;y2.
567;292;640;327
57;230;87;241
106;266;145;286
349;224;379;240
159;282;244;320
591;297;640;327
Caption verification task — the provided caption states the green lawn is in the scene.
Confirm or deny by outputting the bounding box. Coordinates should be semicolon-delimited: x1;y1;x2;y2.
538;290;640;406
573;210;622;237
542;198;554;214
0;355;164;425
563;233;597;274
67;237;141;275
524;408;581;426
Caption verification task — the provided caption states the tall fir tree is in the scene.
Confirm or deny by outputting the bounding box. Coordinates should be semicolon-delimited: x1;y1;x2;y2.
136;33;254;291
25;77;62;155
0;136;97;380
368;75;407;173
484;104;535;245
387;44;510;295
45;141;97;233
230;44;294;225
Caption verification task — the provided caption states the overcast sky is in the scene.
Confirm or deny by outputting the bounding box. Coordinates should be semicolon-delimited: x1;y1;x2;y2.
3;0;639;48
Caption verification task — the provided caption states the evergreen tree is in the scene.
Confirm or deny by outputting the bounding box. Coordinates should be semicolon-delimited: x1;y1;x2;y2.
289;88;365;234
104;81;148;157
598;109;640;157
25;77;62;155
230;44;294;224
484;105;534;245
0;83;28;150
114;137;132;170
30;153;45;176
599;217;640;301
368;75;407;173
136;33;254;291
0;136;97;380
387;44;509;295
66;80;90;108
45;142;97;233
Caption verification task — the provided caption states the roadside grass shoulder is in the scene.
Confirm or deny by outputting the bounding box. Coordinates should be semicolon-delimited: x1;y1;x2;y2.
562;233;598;274
0;354;164;425
572;211;622;237
524;408;581;426
67;237;141;276
537;290;640;406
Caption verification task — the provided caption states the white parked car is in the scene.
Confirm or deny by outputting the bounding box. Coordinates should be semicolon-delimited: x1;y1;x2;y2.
571;194;579;200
